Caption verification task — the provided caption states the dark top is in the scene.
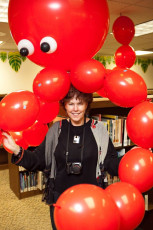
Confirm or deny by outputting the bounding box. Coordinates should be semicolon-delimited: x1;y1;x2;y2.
54;119;98;193
11;119;122;193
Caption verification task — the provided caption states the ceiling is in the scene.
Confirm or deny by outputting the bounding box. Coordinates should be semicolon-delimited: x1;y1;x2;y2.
0;0;153;58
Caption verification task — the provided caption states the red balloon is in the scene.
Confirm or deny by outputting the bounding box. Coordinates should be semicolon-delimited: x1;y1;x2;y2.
97;69;112;97
37;99;59;124
8;0;109;70
106;182;145;230
119;147;153;193
10;131;29;149
70;59;106;93
115;45;136;69
112;16;135;45
0;91;40;132
54;184;120;230
126;101;153;148
104;68;147;107
33;68;70;102
22;120;48;146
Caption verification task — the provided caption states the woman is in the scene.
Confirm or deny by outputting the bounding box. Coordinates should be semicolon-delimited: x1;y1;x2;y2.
2;85;121;230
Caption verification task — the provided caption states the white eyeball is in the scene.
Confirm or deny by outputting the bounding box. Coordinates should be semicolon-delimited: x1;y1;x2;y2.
40;36;57;54
18;39;34;56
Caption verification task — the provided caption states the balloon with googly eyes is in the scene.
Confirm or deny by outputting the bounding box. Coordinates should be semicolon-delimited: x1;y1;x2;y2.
8;0;109;72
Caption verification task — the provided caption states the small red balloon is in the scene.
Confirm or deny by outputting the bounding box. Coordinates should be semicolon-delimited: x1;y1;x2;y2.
0;91;40;132
54;184;120;230
106;182;145;230
104;68;147;107
33;68;70;102
112;16;135;45
126;101;153;148
115;45;136;69
37;99;59;124
22;121;48;146
119;147;153;193
70;59;106;93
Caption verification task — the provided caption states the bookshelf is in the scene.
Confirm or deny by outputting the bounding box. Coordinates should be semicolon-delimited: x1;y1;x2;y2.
8;153;43;199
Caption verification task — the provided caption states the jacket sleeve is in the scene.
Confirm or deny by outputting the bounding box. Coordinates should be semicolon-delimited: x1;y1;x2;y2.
11;139;46;171
103;138;122;176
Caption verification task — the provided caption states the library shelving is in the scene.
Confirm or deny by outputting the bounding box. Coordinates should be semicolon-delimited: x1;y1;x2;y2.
8;153;43;199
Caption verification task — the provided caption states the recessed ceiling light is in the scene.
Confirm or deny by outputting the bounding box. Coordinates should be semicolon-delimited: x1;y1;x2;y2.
135;50;153;55
135;20;153;37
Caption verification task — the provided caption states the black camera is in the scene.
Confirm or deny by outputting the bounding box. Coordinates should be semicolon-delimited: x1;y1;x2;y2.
66;162;82;175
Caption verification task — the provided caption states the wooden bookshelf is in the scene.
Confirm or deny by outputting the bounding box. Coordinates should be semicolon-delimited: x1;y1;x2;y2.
8;154;42;199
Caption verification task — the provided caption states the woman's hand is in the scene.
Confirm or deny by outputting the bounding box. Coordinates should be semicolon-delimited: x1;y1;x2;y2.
2;131;20;155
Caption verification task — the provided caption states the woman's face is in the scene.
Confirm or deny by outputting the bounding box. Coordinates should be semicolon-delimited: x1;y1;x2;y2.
65;96;88;126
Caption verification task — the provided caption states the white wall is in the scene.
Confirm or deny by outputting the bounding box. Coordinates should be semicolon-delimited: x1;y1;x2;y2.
0;58;43;94
0;56;152;95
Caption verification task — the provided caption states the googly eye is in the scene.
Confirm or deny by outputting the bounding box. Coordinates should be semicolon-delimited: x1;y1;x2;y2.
40;36;57;54
18;39;34;56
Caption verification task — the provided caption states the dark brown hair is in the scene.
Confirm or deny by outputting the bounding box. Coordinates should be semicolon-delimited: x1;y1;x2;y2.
60;84;93;112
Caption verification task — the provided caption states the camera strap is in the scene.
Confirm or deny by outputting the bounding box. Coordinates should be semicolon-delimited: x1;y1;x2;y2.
65;119;86;164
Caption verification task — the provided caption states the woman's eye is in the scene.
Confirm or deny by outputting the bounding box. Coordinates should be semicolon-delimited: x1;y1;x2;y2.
18;39;34;56
40;36;57;54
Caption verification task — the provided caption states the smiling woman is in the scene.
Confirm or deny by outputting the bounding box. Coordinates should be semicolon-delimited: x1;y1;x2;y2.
60;84;93;126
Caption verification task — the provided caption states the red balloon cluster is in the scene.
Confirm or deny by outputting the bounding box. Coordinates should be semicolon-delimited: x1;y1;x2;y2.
54;184;120;230
113;16;136;69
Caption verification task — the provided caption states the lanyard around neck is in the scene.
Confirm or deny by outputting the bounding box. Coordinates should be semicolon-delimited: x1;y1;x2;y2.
65;120;86;164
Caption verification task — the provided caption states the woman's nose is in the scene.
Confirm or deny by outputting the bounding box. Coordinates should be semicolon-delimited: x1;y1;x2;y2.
74;104;78;111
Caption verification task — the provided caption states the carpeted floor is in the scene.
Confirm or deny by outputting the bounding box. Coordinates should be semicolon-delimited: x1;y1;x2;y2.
0;169;52;230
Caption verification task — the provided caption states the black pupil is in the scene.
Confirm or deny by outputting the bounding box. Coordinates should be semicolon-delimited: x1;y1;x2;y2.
40;42;50;52
20;48;29;56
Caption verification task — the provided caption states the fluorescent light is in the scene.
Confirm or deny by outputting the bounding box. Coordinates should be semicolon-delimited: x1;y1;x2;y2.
135;50;153;56
135;20;153;37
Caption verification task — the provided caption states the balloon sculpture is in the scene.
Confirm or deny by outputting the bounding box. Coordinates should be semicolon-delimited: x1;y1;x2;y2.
0;1;151;229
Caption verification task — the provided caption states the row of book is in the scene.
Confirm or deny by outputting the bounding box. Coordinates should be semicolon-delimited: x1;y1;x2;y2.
19;170;45;193
92;114;132;147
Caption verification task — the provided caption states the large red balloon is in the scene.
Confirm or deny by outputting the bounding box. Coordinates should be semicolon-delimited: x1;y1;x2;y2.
70;59;106;93
119;147;153;193
104;68;147;107
115;45;136;69
22;121;48;146
106;182;145;230
126;101;153;148
0;91;40;132
33;68;70;102
112;16;135;45
54;184;120;230
37;99;59;124
8;0;109;70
